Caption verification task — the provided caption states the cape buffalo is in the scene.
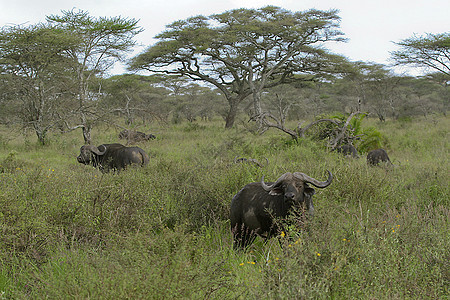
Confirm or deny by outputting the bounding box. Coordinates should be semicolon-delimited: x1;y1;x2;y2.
367;148;392;166
336;144;359;158
77;143;149;172
230;170;332;249
119;130;156;144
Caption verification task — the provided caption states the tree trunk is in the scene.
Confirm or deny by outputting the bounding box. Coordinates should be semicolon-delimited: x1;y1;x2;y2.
253;92;262;117
224;95;248;129
225;102;239;129
82;125;92;144
35;129;47;145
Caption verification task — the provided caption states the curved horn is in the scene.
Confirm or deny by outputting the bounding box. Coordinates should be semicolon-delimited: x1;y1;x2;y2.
261;173;291;191
261;175;272;191
293;170;333;188
86;145;106;155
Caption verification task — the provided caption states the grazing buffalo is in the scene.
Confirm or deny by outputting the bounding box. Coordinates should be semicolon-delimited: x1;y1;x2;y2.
336;144;359;158
77;143;149;172
367;148;392;166
119;130;156;144
230;170;333;249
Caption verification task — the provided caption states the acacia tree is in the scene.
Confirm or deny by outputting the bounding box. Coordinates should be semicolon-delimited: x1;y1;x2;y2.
0;23;76;144
47;9;142;144
361;64;403;121
129;6;346;128
101;74;171;125
391;32;450;76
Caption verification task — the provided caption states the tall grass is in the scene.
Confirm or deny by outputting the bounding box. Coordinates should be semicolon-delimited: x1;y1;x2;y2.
0;116;448;299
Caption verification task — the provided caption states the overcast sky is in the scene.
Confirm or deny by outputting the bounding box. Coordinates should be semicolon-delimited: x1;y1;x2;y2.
1;0;449;75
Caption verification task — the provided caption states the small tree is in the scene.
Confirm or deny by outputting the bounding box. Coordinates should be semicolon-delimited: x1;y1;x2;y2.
363;65;403;121
102;74;171;125
0;23;76;144
47;9;142;144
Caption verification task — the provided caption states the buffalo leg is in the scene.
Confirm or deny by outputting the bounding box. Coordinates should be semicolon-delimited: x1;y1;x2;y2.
232;224;257;250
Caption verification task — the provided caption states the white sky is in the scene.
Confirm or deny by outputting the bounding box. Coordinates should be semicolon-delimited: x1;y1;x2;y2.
1;0;449;76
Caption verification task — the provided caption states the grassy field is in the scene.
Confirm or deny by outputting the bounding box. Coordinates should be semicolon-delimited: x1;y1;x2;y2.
0;115;448;299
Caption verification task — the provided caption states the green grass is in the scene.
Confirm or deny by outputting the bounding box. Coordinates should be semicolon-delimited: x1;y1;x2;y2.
0;115;448;299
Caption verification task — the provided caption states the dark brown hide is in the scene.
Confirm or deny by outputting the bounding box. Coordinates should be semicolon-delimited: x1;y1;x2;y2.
336;144;359;158
119;130;156;144
367;148;392;166
77;143;149;172
230;171;332;249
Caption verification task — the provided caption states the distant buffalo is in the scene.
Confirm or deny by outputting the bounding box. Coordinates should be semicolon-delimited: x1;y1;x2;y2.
119;130;156;144
336;144;359;158
367;148;392;166
230;170;332;249
77;143;149;172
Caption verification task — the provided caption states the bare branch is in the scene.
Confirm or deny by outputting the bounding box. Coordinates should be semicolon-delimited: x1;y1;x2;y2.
329;111;366;149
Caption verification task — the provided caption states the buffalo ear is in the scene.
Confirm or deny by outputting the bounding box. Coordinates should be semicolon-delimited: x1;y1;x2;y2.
304;186;316;198
89;146;103;155
97;144;107;152
269;188;283;196
91;145;107;155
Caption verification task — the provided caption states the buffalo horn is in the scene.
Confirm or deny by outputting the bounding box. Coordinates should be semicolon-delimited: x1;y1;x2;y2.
293;170;333;188
86;145;107;155
261;173;290;191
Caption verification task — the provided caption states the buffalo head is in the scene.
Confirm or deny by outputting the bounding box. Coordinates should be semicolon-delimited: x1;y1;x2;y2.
77;144;107;165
